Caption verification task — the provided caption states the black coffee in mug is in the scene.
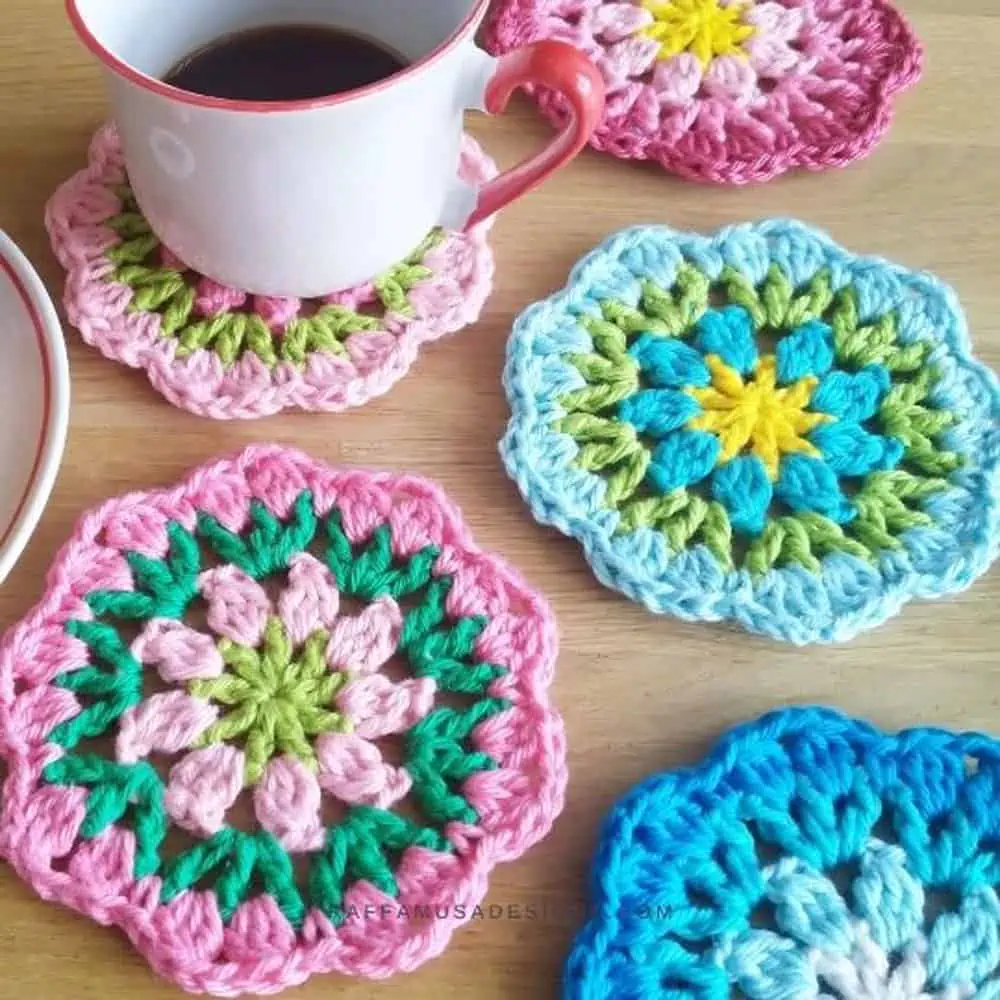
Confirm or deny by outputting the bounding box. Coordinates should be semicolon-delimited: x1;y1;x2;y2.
163;24;409;102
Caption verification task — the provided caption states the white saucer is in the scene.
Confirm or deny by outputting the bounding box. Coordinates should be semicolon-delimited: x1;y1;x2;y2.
0;231;69;584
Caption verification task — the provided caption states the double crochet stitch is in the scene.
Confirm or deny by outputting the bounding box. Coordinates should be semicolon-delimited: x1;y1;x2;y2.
502;221;999;643
45;126;496;419
0;445;565;994
565;707;1000;1000
486;0;922;183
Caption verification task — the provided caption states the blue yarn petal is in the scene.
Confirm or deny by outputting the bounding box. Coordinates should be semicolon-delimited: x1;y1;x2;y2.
629;335;710;389
776;455;855;523
811;364;891;422
926;887;1000;990
721;929;816;1000
775;320;834;384
693;306;758;375
764;858;853;953
810;422;904;477
852;841;924;954
712;456;772;536
648;430;720;493
618;390;701;439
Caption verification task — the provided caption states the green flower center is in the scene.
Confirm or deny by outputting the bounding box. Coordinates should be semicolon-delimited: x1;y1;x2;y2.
190;617;351;784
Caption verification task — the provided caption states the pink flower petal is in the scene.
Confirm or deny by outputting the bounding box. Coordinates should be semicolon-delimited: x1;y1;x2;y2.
278;553;340;646
338;675;437;740
252;295;300;331
746;1;804;41
325;596;402;675
131;618;224;682
117;691;218;764
316;732;411;809
195;276;247;316
199;566;271;646
592;2;655;42
652;53;704;106
703;55;757;104
165;745;244;836
254;756;325;853
603;36;660;86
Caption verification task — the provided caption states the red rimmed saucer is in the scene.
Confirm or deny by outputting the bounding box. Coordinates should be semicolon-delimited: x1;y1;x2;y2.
0;231;70;582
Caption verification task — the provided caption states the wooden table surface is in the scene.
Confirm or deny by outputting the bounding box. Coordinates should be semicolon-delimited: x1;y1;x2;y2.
0;1;997;997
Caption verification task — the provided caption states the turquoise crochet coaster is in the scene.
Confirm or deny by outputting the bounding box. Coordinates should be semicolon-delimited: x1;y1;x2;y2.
564;707;1000;1000
501;222;999;644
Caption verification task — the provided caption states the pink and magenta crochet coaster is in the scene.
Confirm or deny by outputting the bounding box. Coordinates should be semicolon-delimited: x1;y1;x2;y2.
486;0;923;184
45;126;496;419
0;445;565;994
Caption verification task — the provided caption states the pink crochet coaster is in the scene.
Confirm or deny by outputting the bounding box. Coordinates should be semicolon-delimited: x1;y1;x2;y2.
45;126;496;419
0;445;565;994
486;0;923;184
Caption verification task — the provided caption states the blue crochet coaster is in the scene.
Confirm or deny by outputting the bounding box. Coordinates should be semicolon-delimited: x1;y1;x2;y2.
501;222;999;644
564;707;1000;1000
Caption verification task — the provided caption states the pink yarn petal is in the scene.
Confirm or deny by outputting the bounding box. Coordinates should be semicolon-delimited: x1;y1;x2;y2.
278;553;341;646
254;756;325;853
195;276;247;316
117;691;218;764
325;596;402;675
745;1;804;41
592;2;654;42
603;36;660;88
252;295;300;331
652;54;704;106
703;55;758;105
199;566;271;646
165;745;245;836
316;732;412;810
338;675;437;740
132;618;224;682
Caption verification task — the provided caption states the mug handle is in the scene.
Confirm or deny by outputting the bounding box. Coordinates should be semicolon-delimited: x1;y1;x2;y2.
464;41;606;230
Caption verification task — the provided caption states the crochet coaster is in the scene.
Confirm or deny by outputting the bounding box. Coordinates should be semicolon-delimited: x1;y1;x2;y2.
45;126;496;419
0;445;565;994
565;707;1000;1000
502;222;999;644
486;0;922;184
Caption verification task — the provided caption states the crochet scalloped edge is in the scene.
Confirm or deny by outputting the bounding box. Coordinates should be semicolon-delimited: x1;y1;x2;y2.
485;0;923;185
0;444;567;994
563;705;1000;1000
44;126;497;420
500;221;1000;644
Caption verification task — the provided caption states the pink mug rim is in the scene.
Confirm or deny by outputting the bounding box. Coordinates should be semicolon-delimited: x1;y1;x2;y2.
66;0;491;114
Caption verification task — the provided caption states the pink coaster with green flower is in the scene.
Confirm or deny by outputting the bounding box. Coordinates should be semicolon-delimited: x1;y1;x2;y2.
0;445;564;994
45;126;496;419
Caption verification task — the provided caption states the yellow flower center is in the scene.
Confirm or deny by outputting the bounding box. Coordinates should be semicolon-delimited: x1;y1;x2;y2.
687;355;830;480
641;0;755;67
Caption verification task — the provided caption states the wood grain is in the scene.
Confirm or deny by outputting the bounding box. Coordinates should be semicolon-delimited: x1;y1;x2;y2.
0;2;997;997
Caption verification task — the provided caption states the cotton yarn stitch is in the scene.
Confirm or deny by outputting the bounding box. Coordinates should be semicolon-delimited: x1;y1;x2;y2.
45;125;496;419
501;221;999;643
564;707;1000;1000
0;445;565;995
486;0;922;184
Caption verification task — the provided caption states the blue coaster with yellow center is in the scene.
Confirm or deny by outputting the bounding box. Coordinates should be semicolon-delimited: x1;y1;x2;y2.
501;222;999;643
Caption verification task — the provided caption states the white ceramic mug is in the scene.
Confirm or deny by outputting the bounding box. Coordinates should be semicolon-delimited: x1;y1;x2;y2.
67;0;605;297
